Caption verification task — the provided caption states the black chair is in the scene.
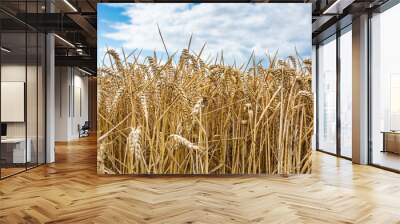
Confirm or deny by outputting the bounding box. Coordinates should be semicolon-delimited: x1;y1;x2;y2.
79;121;90;138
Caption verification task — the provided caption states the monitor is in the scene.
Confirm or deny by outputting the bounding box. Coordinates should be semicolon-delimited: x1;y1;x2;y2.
1;123;7;137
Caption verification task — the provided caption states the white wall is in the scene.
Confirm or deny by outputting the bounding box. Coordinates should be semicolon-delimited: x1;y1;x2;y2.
55;67;89;141
1;65;41;137
1;63;46;163
71;73;89;138
55;66;70;141
1;65;27;139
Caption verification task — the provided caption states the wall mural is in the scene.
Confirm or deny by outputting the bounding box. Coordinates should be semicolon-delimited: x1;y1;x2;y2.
97;3;313;175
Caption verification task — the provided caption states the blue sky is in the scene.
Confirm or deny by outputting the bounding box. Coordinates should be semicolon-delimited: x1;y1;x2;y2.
98;3;311;67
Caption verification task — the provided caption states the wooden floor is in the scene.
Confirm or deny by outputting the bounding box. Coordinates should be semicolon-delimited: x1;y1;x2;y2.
1;136;400;223
373;150;400;171
0;167;26;178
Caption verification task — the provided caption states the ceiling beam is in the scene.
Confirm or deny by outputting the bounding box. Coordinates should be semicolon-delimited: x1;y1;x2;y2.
55;55;96;72
67;13;97;39
323;0;356;14
312;15;335;33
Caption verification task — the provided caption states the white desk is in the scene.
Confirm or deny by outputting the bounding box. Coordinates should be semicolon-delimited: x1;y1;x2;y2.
1;138;31;163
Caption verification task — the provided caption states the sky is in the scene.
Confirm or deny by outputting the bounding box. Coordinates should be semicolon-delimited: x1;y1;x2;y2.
98;3;311;67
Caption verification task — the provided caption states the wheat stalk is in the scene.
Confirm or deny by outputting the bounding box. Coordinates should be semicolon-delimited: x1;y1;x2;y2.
98;40;313;175
169;134;201;151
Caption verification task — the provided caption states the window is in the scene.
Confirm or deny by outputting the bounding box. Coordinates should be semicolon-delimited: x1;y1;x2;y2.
371;3;400;171
317;35;337;154
339;27;352;158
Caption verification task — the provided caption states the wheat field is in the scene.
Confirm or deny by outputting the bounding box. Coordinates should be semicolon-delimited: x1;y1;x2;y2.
97;43;313;175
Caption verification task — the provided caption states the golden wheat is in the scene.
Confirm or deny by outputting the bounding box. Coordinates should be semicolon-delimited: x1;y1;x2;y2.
97;46;313;175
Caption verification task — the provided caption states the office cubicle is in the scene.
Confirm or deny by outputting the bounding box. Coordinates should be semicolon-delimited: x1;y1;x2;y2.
0;1;46;179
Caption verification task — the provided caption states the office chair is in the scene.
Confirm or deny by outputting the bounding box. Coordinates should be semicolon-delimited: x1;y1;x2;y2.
79;121;90;138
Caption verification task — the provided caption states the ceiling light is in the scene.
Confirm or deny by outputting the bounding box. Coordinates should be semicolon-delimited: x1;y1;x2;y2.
63;0;78;12
78;68;93;76
76;49;84;55
54;34;75;48
1;47;11;53
322;0;354;15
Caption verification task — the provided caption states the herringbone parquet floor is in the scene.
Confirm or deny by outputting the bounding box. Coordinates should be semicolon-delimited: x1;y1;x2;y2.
1;136;400;224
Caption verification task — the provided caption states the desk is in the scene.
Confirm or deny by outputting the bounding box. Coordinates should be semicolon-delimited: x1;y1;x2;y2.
1;138;31;163
382;131;400;154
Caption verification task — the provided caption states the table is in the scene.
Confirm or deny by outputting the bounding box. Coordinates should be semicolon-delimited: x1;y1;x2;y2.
382;131;400;154
1;138;32;164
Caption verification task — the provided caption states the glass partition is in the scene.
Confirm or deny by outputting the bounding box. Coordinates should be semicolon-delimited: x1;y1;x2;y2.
0;1;46;179
0;30;28;177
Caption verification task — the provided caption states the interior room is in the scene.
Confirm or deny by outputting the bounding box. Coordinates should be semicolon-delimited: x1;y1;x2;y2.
0;0;96;178
370;3;400;171
0;0;400;223
0;5;46;178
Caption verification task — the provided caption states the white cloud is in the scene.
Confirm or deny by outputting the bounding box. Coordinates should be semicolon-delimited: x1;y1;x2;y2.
101;3;311;65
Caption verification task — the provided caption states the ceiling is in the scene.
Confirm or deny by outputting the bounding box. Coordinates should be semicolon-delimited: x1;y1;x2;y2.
0;0;98;74
311;0;389;43
0;0;392;73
